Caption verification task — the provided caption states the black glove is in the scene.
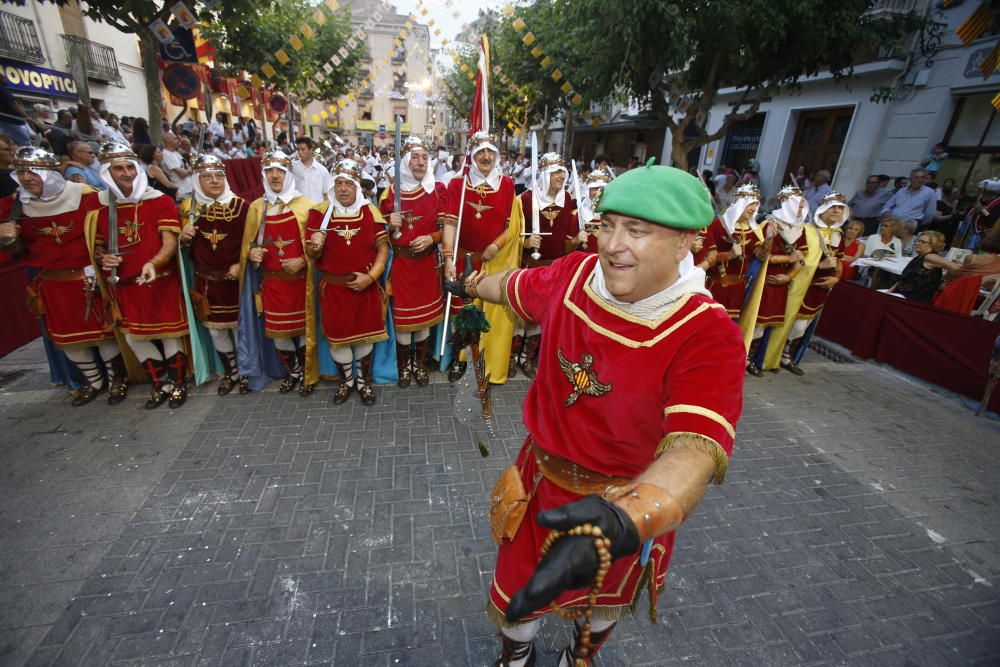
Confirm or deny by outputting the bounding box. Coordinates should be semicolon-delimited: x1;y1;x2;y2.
505;495;640;623
443;276;472;299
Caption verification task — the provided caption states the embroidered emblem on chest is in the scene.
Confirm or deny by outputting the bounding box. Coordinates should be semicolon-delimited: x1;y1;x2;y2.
118;219;143;246
200;228;228;251
266;235;295;256
403;211;422;230
557;349;612;407
334;225;361;245
36;221;72;244
468;201;492;220
541;208;560;224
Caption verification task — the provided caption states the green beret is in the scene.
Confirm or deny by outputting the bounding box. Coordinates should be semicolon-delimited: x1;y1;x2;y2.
596;158;713;230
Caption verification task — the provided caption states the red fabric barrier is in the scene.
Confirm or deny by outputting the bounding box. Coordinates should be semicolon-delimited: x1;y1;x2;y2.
226;157;264;203
931;275;982;315
0;264;39;357
817;281;1000;413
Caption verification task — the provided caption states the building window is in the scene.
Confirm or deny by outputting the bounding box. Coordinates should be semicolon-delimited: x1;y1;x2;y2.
942;93;999;193
393;106;407;123
721;113;766;172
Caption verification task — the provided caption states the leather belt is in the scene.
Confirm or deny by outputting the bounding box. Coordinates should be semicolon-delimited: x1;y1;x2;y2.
320;271;355;286
38;268;85;281
263;270;304;281
392;245;435;259
530;440;631;496
196;269;233;281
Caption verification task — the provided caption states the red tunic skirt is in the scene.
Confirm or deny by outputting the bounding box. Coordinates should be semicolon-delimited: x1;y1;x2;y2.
34;274;113;349
259;210;308;339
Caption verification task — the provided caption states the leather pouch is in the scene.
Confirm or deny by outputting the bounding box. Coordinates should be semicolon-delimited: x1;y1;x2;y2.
25;285;45;317
489;465;536;544
189;289;210;321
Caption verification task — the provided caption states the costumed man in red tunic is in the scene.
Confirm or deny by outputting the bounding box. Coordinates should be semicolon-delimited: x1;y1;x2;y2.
243;151;317;396
306;159;389;406
0;147;121;406
512;153;585;378
447;161;744;667
745;186;808;377
766;191;848;375
380;136;446;388
442;131;522;383
88;142;191;409
576;169;612;255
179;154;249;394
708;184;762;319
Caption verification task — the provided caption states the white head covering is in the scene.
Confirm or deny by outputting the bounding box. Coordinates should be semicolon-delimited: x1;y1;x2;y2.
10;146;75;211
579;169;613;223
329;159;367;215
534;152;567;207
98;143;156;204
399;137;435;195
722;184;761;235
813;191;849;247
260;151;301;206
191;154;235;206
979;177;1000;193
770;186;809;244
11;168;67;203
468;131;501;190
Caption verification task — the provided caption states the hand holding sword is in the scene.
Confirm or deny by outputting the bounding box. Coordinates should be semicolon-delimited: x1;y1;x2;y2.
521;132;550;261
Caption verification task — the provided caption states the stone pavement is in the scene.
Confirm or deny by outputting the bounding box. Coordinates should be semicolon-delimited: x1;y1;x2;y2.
0;339;998;666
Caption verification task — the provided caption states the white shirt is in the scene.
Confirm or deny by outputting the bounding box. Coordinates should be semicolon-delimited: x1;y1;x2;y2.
291;158;331;202
161;148;192;196
211;147;230;161
208;120;225;140
863;234;902;257
513;161;528;186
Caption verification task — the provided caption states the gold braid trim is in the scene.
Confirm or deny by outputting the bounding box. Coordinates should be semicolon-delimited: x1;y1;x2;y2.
486;599;631;630
655;432;729;485
497;269;524;328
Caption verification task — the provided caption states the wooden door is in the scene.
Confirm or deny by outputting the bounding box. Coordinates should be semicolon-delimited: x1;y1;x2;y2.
784;107;854;184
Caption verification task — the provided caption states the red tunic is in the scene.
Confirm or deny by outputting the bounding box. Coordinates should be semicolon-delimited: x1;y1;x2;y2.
307;203;389;347
445;175;516;266
259;206;307;338
445;175;517;312
379;184;446;331
800;229;845;319
692;216;720;267
0;189;113;349
93;194;187;340
518;190;579;266
755;224;808;327
181;197;248;329
490;252;744;621
708;222;762;318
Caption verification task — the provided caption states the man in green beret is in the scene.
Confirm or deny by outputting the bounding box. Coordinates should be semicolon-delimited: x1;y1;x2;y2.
446;160;746;666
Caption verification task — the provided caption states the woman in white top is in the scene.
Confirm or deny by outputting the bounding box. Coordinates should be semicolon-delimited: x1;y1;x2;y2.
864;218;903;257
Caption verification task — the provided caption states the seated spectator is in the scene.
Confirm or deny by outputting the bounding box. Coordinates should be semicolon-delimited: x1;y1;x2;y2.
63;140;106;190
841;220;866;282
881;169;936;229
137;144;179;200
887;231;951;302
897;219;918;257
131;117;152;145
864;218;903;258
947;231;1000;281
211;138;230;161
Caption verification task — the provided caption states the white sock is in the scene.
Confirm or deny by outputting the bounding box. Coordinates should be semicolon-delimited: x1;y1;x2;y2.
396;330;412;345
65;347;102;388
412;328;429;343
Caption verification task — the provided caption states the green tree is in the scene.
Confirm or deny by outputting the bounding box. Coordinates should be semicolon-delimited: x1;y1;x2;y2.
501;0;935;169
200;0;361;104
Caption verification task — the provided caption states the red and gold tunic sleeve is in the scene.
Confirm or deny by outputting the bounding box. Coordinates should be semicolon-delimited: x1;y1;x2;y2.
305;205;326;235
659;309;744;483
503;253;585;325
443;178;461;223
154;196;182;234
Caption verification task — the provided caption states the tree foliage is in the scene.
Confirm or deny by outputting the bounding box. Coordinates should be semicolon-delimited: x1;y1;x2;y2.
442;0;933;169
199;0;362;103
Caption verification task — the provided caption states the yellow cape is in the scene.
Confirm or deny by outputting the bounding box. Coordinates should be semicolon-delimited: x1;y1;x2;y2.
463;193;525;385
241;195;320;386
736;223;768;352
762;224;821;370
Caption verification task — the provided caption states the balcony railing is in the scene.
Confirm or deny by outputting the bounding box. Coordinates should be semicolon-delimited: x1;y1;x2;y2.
865;0;928;17
60;34;121;84
0;10;44;64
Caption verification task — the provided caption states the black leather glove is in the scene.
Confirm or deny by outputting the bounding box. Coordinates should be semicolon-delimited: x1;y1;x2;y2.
505;495;640;622
443;276;472;299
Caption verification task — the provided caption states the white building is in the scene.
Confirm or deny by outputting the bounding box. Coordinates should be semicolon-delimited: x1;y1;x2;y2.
698;0;999;201
0;1;147;118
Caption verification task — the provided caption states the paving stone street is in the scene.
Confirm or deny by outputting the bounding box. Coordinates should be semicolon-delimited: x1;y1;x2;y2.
0;339;997;666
